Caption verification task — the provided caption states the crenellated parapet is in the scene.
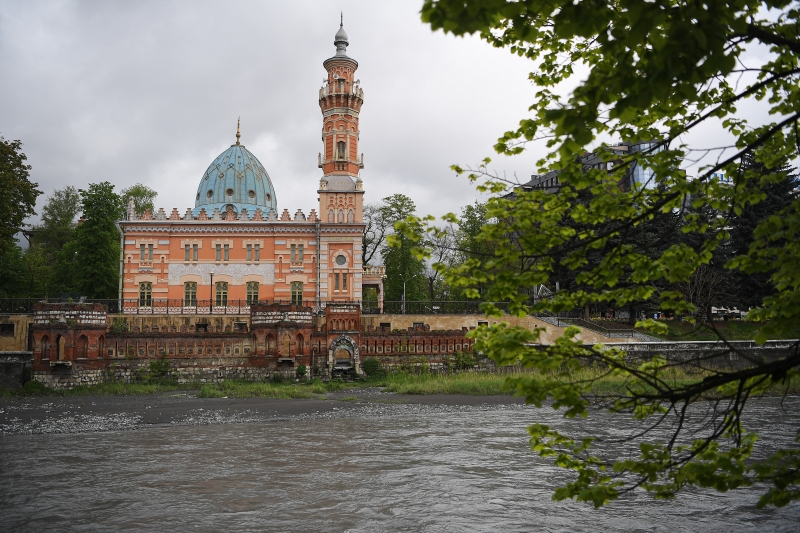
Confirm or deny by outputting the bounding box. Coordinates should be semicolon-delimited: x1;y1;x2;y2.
125;206;322;223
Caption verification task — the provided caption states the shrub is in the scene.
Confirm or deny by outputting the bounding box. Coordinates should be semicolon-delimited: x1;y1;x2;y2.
271;373;285;384
20;380;49;395
361;357;384;377
296;364;307;378
109;318;128;334
149;356;172;379
453;351;477;370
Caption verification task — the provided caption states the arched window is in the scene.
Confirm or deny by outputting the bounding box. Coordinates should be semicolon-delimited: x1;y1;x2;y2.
139;282;152;307
77;335;89;359
336;141;346;159
266;333;276;355
338;209;344;223
215;282;228;307
347;209;354;223
297;334;304;356
41;335;50;360
184;282;197;307
283;334;291;357
328;209;334;222
56;335;66;361
291;282;303;305
246;282;259;305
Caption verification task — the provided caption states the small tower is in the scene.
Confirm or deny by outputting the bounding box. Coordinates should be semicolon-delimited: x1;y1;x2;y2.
318;17;365;224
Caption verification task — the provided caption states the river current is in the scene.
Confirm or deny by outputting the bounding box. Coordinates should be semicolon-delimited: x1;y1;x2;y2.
1;397;799;532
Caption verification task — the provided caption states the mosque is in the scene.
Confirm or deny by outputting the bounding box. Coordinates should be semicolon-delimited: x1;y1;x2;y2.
119;21;385;311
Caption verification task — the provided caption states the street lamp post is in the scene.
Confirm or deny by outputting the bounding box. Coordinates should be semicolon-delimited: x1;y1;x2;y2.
401;273;419;315
209;270;215;312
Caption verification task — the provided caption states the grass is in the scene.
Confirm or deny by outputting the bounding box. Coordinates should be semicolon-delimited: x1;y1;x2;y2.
601;320;800;342
4;368;800;399
379;372;511;395
0;379;198;398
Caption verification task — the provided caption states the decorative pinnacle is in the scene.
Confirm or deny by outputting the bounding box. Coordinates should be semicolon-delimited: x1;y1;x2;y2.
235;117;241;145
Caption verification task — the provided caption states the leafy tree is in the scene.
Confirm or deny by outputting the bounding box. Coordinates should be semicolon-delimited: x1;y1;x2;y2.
29;186;82;294
74;182;124;298
413;0;800;509
0;242;26;298
35;186;81;252
0;137;40;253
382;194;427;302
121;183;157;217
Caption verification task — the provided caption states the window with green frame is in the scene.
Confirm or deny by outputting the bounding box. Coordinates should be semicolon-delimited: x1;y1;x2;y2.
291;282;303;305
215;282;228;307
246;282;259;305
139;282;152;307
184;282;197;307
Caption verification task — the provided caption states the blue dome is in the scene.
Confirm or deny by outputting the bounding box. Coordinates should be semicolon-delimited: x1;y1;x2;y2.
193;143;277;217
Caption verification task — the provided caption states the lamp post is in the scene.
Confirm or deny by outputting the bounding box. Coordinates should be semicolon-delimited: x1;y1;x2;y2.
209;270;215;312
401;273;419;315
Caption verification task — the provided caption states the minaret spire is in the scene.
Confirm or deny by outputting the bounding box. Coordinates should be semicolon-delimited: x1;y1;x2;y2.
235;117;241;145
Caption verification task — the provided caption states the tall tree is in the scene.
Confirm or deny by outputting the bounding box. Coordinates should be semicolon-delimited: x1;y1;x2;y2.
36;186;81;252
30;186;82;294
120;183;157;217
0;243;26;298
0;137;41;257
381;194;427;302
416;0;800;509
362;202;388;265
74;182;124;298
724;156;800;311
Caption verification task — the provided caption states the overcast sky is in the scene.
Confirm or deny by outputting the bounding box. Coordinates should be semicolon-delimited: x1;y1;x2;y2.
0;0;551;225
1;0;780;229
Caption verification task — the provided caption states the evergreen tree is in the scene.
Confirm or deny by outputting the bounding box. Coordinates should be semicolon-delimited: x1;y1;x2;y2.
725;156;800;311
381;194;426;302
74;182;124;298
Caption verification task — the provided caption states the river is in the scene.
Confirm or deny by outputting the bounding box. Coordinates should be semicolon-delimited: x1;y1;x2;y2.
1;395;798;532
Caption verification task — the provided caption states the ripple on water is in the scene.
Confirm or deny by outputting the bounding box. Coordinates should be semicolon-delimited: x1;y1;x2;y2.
0;399;798;532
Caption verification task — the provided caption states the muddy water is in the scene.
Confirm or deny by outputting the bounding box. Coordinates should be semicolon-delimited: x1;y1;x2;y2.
1;398;799;532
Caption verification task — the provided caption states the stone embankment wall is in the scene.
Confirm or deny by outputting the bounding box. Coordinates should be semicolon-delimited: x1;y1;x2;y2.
601;339;799;369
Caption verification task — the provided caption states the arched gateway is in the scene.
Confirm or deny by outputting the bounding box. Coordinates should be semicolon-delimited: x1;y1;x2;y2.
328;334;359;373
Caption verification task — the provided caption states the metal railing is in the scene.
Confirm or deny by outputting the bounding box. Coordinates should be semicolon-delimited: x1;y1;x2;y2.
373;301;512;315
549;317;663;342
0;298;311;316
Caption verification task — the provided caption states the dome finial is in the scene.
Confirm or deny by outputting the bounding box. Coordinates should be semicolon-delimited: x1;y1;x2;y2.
235;117;241;145
334;14;349;56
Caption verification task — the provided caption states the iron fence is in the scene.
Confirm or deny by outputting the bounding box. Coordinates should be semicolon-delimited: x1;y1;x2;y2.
373;301;512;315
0;298;312;315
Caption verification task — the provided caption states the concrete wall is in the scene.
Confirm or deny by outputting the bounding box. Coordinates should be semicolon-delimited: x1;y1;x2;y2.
0;352;32;390
0;315;34;351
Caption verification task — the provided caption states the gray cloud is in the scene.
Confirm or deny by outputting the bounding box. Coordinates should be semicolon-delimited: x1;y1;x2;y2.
1;0;544;223
3;0;763;229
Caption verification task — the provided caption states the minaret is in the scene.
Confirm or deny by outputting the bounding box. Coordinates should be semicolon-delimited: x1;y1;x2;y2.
318;17;365;224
